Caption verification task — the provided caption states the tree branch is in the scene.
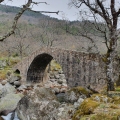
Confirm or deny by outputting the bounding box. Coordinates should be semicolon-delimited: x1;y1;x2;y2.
0;0;32;41
29;9;59;14
32;2;47;5
0;0;59;41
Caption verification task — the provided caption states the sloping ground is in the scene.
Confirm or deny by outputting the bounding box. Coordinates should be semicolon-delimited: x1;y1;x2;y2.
0;6;107;57
72;86;120;120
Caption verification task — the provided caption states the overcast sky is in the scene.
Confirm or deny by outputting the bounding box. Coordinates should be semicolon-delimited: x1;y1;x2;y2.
2;0;79;21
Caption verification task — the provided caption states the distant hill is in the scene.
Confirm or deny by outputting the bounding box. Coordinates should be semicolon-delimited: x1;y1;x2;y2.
0;4;46;18
0;4;108;57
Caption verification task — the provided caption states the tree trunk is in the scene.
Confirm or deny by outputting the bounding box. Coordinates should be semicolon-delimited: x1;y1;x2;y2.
106;33;117;91
106;49;115;91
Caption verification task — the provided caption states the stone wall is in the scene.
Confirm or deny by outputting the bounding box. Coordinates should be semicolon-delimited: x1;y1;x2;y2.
14;47;106;87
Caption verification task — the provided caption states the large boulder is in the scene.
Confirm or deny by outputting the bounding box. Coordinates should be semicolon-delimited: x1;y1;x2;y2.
17;87;60;120
0;83;16;98
0;93;23;115
64;86;92;103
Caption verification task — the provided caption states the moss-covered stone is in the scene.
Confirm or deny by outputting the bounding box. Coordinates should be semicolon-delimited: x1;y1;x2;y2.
108;91;120;97
90;94;112;103
0;93;23;115
50;60;61;71
80;113;119;120
100;86;107;95
72;98;99;120
115;86;120;91
112;96;120;104
70;86;92;97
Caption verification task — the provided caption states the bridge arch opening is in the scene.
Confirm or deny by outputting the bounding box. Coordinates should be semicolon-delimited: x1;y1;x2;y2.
27;53;53;83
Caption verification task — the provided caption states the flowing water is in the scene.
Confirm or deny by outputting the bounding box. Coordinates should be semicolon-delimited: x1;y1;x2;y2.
1;112;19;120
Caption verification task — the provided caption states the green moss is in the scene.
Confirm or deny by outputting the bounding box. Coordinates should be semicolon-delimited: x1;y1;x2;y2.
0;69;12;80
70;86;92;97
100;86;107;95
115;86;120;92
0;56;20;80
102;57;108;63
9;57;20;66
80;113;119;120
72;98;99;120
80;104;120;120
50;60;62;71
112;96;120;104
90;113;119;120
109;104;119;109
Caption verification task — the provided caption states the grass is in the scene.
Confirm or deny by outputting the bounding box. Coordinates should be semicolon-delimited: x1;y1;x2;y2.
0;56;20;80
72;98;99;120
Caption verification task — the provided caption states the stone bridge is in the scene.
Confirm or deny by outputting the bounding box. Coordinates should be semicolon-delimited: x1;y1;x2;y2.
14;47;106;87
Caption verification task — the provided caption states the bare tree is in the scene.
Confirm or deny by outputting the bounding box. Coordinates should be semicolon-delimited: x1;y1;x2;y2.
12;27;30;60
0;0;59;41
69;0;120;91
30;18;60;47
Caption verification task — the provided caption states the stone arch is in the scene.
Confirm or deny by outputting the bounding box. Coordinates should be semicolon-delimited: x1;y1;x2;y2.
15;47;106;87
27;53;53;83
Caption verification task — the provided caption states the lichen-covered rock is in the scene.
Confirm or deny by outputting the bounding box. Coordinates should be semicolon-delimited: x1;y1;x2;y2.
8;76;21;84
65;91;78;103
14;81;21;87
1;80;7;85
16;87;60;120
91;94;113;103
74;98;84;108
0;93;23;115
64;86;91;103
57;103;75;120
0;83;16;98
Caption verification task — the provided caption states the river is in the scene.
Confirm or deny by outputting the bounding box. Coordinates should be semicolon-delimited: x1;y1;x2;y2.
1;112;19;120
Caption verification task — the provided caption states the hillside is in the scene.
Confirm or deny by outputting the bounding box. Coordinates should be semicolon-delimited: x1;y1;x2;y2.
0;4;107;58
